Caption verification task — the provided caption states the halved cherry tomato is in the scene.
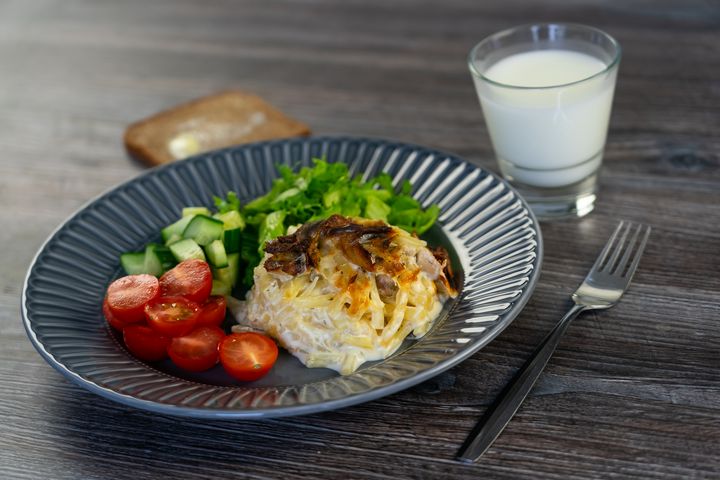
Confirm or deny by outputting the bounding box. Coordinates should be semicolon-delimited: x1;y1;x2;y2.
159;259;212;303
106;274;159;323
219;332;278;382
103;297;127;331
167;326;225;372
196;296;227;328
123;325;170;362
145;296;200;337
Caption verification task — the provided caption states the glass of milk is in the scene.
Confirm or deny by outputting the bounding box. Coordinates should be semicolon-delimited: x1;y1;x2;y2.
468;24;621;219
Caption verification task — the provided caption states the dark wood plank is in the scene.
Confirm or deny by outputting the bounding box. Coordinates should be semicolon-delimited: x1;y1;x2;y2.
0;0;718;478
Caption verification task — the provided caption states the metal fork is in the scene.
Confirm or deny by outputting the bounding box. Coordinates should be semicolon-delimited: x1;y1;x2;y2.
457;221;651;463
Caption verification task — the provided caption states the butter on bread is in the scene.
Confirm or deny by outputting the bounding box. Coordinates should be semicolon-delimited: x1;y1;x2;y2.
124;91;311;166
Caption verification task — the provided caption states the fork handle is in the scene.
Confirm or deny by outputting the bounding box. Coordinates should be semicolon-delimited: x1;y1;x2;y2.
456;303;587;463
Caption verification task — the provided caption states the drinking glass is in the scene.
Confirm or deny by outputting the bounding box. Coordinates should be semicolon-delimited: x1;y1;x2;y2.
468;24;621;219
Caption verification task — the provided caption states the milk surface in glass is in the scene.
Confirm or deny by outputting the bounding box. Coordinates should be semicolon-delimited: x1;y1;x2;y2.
475;49;616;188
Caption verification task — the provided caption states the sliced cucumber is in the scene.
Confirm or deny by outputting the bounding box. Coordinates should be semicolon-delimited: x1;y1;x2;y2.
143;244;164;276
222;227;242;254
144;243;176;275
120;201;249;282
169;238;206;262
227;252;240;286
182;206;211;217
120;252;146;275
213;266;232;286
214;210;245;230
162;215;196;244
154;244;177;271
205;239;228;268
210;279;231;297
164;233;182;245
213;253;240;287
182;215;224;246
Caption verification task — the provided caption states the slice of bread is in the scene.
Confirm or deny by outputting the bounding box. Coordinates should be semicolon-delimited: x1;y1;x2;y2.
124;91;311;166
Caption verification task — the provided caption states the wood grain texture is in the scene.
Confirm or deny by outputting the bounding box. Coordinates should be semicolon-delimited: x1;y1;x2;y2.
1;0;719;478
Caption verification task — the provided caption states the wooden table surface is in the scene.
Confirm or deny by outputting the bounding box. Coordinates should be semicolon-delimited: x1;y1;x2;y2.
1;0;719;478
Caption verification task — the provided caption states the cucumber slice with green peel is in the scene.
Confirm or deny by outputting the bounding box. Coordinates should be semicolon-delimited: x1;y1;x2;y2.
205;240;228;268
227;252;240;286
182;215;224;246
162;215;196;243
144;243;176;275
182;207;211;217
213;253;240;287
213;266;232;286
153;244;177;271
120;252;146;275
210;279;231;297
214;210;245;230
143;244;164;276
227;253;240;287
222;227;241;254
169;238;206;262
164;233;182;246
121;203;245;280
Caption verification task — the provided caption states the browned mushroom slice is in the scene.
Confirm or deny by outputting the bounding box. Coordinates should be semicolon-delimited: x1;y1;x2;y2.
264;215;395;274
375;273;399;302
430;245;457;296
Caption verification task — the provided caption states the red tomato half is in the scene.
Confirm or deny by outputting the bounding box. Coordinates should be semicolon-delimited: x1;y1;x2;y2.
145;296;200;337
159;259;212;303
167;326;225;372
219;333;278;382
123;325;170;362
103;297;127;331
196;296;227;328
106;274;159;323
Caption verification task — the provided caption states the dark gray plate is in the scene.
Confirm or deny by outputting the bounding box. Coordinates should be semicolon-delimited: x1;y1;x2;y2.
22;136;542;418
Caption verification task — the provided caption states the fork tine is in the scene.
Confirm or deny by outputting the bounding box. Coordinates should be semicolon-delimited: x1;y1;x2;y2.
604;222;632;272
591;221;625;271
623;225;651;279
612;223;642;275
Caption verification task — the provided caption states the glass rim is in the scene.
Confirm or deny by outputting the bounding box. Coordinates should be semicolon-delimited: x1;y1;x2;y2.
468;23;622;91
